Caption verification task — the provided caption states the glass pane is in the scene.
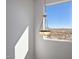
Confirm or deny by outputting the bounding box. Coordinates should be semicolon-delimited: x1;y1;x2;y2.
44;1;72;41
46;2;72;28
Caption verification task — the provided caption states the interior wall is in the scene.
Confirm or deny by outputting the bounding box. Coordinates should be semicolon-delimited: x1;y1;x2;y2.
6;0;35;59
34;0;72;59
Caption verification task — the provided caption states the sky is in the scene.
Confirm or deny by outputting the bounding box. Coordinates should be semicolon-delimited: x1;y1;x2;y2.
46;1;72;28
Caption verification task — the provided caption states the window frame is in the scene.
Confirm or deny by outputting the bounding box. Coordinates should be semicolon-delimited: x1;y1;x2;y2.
42;1;72;42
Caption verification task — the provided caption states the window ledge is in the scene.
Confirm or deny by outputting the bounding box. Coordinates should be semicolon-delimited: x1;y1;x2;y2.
43;37;72;42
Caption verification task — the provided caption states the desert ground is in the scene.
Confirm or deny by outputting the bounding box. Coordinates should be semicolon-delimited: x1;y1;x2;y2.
47;28;72;40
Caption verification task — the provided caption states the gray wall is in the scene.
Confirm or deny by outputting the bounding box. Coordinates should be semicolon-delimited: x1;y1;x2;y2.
6;0;35;59
34;0;72;59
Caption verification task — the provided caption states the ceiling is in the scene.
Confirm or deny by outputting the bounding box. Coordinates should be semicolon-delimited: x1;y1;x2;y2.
46;0;71;6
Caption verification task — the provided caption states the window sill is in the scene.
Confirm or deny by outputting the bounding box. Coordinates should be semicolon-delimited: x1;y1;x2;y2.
43;37;72;42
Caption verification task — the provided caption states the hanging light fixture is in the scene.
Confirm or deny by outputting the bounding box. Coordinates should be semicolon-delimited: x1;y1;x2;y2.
40;0;51;37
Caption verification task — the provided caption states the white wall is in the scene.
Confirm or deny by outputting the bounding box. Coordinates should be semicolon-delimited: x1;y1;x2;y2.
6;0;35;59
34;0;72;59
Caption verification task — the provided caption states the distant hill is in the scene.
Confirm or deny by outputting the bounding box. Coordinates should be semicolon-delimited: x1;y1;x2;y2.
48;28;72;30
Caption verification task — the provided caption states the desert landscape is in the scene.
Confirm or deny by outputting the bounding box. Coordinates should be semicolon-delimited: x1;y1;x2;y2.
47;28;72;40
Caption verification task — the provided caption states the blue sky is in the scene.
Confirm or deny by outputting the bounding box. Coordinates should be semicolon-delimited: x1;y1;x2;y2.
46;1;72;28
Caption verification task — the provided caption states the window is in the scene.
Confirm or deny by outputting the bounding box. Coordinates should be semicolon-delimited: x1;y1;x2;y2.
44;1;72;41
